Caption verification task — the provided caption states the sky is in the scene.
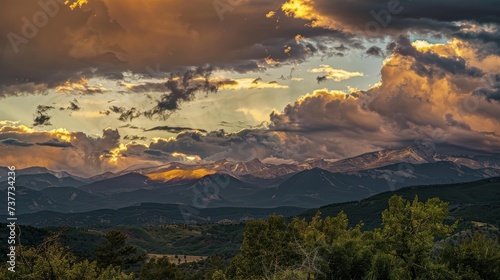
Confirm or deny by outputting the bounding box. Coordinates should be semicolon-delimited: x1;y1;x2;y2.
0;0;499;177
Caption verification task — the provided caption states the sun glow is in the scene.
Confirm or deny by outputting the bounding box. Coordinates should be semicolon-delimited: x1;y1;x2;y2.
49;128;74;142
147;168;216;182
101;143;127;164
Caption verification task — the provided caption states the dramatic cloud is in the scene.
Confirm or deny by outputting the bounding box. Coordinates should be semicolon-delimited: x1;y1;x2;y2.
0;0;499;176
87;39;500;166
143;66;219;119
0;126;142;176
120;77;288;94
281;0;500;53
388;36;484;79
269;89;382;133
260;39;500;157
352;39;499;152
0;0;363;96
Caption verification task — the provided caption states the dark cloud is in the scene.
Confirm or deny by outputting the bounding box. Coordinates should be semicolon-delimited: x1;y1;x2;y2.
33;105;55;126
143;66;219;119
282;0;500;54
0;0;363;96
123;135;147;141
120;78;243;94
109;106;141;122
334;44;349;52
59;100;81;111
389;36;484;79
36;139;74;148
119;124;141;129
0;138;33;147
316;76;327;83
252;78;263;84
67;100;81;111
144;126;208;134
366;46;384;57
474;74;500;101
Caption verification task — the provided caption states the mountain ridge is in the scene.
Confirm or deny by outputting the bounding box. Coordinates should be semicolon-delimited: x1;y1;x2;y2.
2;144;499;183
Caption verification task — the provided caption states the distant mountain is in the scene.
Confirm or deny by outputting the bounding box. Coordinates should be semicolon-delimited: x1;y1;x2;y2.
444;154;500;170
96;173;263;209
0;173;85;191
4;144;498;187
3;144;499;213
6;161;500;213
120;144;500;184
0;186;68;214
327;144;438;172
0;166;85;182
243;162;500;208
40;187;100;212
351;161;500;187
248;168;372;208
79;173;152;195
131;158;296;183
327;144;500;172
101;161;500;210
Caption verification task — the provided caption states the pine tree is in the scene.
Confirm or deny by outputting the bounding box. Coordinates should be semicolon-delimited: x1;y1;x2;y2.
95;230;146;270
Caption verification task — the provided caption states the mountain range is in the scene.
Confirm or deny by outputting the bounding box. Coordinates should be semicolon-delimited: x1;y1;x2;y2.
1;144;499;214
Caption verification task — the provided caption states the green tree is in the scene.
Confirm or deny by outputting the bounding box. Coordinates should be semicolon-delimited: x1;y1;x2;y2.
289;211;355;279
377;195;456;279
211;269;228;280
441;232;500;279
290;211;380;280
138;256;184;280
95;230;146;270
0;242;132;280
227;215;301;279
